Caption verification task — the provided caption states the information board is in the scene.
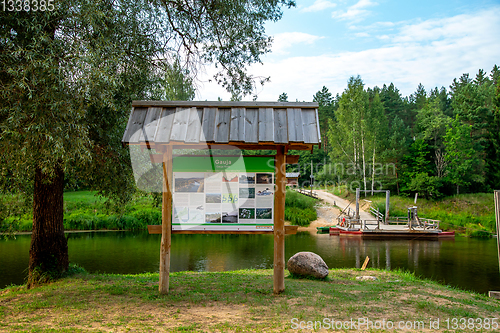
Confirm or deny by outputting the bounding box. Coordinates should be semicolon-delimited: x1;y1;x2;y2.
172;156;275;232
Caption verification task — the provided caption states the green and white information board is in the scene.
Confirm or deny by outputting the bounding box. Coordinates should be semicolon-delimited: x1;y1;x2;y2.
172;156;275;232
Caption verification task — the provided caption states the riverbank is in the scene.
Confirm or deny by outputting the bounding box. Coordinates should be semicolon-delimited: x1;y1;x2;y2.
1;268;499;332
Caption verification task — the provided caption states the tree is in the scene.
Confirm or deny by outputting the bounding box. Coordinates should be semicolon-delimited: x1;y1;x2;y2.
444;117;481;194
313;86;335;151
278;92;288;102
328;76;377;192
0;0;294;286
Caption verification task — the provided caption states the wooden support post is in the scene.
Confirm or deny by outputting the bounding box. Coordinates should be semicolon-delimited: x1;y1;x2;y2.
274;146;286;294
495;191;500;275
355;188;360;220
159;145;173;294
385;190;390;225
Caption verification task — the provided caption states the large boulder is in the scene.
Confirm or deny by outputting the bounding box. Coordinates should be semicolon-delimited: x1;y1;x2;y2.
287;252;329;279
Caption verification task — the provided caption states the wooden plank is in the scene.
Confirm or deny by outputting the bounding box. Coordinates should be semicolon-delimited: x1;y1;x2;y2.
138;107;162;142
147;225;298;235
169;107;191;141
301;109;320;144
258;108;274;142
215;108;231;143
154;108;176;143
274;146;286;294
135;142;314;151
489;291;500;299
273;109;288;144
159;145;173;294
355;188;360;220
361;256;370;270
229;107;246;142
315;108;322;145
121;107;135;145
201;107;217;142
122;107;148;143
133;100;319;109
185;108;203;143
287;108;304;142
385;190;390;224
150;153;163;164
244;108;259;143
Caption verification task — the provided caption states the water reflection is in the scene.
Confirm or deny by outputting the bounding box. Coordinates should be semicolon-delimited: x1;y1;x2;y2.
0;231;498;294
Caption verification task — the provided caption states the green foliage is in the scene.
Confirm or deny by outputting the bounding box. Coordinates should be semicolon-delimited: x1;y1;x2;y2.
277;92;288;102
408;173;443;200
444;116;482;194
284;190;317;226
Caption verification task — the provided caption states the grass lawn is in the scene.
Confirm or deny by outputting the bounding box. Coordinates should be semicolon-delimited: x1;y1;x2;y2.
1;268;499;332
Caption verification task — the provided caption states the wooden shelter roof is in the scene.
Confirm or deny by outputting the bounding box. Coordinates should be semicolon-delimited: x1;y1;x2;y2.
122;101;321;150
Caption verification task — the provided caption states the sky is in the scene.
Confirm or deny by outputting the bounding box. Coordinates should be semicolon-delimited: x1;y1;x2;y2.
194;0;500;102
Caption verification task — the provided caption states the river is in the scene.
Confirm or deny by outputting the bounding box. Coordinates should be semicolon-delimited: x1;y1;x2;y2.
1;231;499;294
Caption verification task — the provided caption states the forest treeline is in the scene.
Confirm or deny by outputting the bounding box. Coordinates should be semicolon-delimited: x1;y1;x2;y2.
288;65;500;199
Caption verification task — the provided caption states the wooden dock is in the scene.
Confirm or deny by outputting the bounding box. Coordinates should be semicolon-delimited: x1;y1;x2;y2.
329;224;455;239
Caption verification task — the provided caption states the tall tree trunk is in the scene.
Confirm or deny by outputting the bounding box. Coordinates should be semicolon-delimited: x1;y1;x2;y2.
28;165;68;288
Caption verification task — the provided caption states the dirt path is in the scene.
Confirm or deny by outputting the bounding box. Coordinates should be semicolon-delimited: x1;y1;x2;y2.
297;190;373;232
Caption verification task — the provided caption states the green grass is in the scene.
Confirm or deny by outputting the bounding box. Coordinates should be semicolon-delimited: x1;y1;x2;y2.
1;268;499;332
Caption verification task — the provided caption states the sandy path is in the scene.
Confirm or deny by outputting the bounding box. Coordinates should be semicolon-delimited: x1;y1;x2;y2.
296;190;373;232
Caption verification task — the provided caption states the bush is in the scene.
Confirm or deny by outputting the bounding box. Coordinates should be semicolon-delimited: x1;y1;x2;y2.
284;190;318;226
285;207;317;226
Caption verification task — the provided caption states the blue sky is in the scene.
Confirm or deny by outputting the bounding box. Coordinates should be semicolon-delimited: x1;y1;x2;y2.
196;0;500;101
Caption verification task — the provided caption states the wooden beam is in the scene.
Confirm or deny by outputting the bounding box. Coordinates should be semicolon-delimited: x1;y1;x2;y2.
489;291;500;300
128;142;315;151
274;146;286;294
361;256;370;270
147;225;299;235
385;190;390;225
149;154;299;165
355;188;360;220
159;145;173;294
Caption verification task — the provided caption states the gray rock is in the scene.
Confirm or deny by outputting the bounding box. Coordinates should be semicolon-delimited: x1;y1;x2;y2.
287;252;329;279
356;276;378;281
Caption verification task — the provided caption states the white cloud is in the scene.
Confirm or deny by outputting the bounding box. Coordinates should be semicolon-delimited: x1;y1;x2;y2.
332;0;378;22
271;32;325;55
196;7;500;102
302;0;337;12
354;32;370;37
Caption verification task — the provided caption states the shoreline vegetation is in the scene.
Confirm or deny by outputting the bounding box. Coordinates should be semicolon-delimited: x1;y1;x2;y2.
1;267;499;332
1;188;497;236
1;189;318;234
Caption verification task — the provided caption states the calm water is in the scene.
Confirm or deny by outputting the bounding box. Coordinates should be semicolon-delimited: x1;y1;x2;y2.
1;231;499;294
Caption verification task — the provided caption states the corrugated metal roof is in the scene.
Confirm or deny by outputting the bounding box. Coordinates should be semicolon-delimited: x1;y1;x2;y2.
122;101;321;150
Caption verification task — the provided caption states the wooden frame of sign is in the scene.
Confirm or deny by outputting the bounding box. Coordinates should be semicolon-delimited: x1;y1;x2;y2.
121;101;321;295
